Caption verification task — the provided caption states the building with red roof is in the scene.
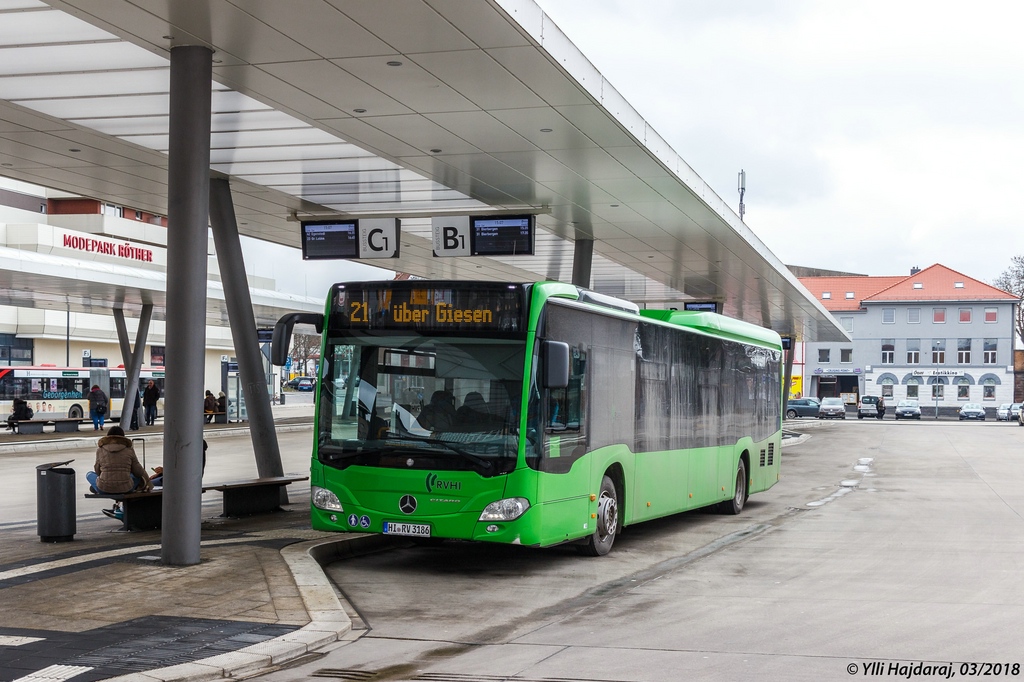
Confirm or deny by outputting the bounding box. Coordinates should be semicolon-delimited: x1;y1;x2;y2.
794;265;1017;417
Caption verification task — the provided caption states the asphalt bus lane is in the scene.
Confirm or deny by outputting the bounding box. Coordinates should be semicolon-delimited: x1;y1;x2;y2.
261;419;1024;682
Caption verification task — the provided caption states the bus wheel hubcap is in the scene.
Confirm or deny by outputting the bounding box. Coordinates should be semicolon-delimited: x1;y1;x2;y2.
598;494;617;537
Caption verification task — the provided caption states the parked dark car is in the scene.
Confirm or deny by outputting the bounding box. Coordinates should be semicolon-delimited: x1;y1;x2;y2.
285;376;316;389
958;403;986;420
857;395;885;420
785;397;821;419
818;397;847;419
1010;403;1023;422
894;399;921;420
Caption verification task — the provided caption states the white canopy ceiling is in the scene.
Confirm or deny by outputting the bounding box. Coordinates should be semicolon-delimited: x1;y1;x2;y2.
0;0;846;341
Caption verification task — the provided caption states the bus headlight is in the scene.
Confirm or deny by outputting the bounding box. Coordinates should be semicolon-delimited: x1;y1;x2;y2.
311;486;344;512
479;497;530;521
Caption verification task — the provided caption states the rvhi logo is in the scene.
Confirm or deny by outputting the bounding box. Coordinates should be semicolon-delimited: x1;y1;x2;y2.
425;473;460;493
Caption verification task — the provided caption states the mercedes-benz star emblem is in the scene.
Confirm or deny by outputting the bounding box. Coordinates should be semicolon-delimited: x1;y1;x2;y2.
399;495;417;514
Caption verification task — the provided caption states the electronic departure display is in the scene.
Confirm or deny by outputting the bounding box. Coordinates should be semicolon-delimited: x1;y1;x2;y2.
470;215;534;256
683;301;719;313
331;282;524;334
301;220;358;260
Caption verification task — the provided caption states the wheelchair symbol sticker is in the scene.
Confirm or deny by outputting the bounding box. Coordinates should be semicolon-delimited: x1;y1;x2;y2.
348;514;358;527
359;515;371;529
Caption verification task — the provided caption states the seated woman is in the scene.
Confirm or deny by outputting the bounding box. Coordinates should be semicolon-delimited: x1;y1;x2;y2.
6;398;33;431
87;425;152;520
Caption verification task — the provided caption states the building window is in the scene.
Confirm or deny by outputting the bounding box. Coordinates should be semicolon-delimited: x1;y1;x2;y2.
913;282;923;289
983;339;997;365
0;334;34;366
907;338;920;364
845;292;855;299
840;348;853;363
932;383;944;400
983;379;996;400
822;292;831;300
933;308;946;323
840;317;853;332
907;379;920;399
881;339;895;364
880;378;894;398
954;282;965;288
818;348;830;363
931;339;945;364
956;378;970;400
985;308;997;323
957;338;971;364
959;308;972;323
908;308;921;324
882;308;895;324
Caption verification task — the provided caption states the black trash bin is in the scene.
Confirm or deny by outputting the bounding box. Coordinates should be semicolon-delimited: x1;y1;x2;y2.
37;459;76;543
278;392;285;405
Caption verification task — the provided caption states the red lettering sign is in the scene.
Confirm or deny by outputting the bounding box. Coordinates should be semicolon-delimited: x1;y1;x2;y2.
62;233;153;262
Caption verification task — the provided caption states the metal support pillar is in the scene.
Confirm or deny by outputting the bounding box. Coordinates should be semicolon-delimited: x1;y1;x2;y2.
162;45;212;566
571;238;594;288
783;341;795;416
113;304;153;431
208;177;286;497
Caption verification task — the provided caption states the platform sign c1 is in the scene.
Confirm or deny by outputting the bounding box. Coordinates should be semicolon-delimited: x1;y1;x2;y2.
358;218;400;259
432;216;471;257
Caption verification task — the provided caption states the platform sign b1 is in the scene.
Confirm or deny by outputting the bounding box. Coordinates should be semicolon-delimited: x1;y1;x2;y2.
432;216;471;257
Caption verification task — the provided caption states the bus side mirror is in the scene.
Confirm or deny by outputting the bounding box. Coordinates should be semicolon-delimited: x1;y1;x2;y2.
271;313;323;366
540;340;570;389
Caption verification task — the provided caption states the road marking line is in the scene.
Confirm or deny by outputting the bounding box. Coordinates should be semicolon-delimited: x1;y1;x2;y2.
0;635;45;646
12;664;93;682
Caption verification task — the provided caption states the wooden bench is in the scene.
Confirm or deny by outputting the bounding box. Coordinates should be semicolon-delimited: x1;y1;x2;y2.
205;475;309;517
8;418;86;434
84;475;308;530
84;490;163;531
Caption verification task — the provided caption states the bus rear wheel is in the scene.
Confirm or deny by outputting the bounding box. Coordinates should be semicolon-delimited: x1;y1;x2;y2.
579;475;618;556
68;404;83;419
720;459;748;515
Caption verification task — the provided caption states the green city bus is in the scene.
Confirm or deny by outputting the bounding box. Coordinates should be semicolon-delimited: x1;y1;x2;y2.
272;280;782;555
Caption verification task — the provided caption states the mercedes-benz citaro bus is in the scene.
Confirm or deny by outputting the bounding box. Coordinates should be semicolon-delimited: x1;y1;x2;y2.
272;280;782;556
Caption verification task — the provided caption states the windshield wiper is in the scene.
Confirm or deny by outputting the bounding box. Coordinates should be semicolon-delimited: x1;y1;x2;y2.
380;434;492;470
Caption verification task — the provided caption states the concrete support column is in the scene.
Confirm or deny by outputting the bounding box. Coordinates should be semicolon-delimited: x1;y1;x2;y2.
113;304;153;431
783;341;795;417
208;178;286;494
571;238;593;288
162;45;212;566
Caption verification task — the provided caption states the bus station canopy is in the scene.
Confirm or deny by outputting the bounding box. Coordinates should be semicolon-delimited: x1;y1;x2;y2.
0;0;847;342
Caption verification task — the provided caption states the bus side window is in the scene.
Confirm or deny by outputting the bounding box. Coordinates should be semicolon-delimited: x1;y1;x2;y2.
547;347;587;431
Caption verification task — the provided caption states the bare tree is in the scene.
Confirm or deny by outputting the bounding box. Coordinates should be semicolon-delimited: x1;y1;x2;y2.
994;256;1024;344
289;333;320;377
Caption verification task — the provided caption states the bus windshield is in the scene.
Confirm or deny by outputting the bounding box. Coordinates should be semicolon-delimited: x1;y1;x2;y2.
317;334;525;475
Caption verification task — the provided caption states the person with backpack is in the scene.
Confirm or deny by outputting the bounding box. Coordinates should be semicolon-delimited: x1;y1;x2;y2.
87;384;109;431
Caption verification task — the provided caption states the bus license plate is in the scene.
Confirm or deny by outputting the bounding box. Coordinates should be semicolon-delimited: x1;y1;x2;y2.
383;521;431;537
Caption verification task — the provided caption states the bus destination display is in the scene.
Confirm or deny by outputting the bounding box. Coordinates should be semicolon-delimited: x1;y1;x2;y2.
332;284;523;333
302;220;358;260
470;215;534;256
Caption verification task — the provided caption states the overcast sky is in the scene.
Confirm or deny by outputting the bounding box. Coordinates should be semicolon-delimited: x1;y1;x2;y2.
535;0;1024;284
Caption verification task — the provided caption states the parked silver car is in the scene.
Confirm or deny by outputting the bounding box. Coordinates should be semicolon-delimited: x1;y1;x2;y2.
894;399;922;420
818;397;847;419
996;403;1012;421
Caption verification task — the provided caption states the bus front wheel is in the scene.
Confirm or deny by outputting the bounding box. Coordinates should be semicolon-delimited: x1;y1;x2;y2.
720;459;748;515
579;475;618;557
68;404;83;419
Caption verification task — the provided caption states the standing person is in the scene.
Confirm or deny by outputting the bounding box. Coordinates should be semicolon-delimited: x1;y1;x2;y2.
216;391;227;420
142;379;160;426
203;390;217;423
87;384;109;431
87;425;151;520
